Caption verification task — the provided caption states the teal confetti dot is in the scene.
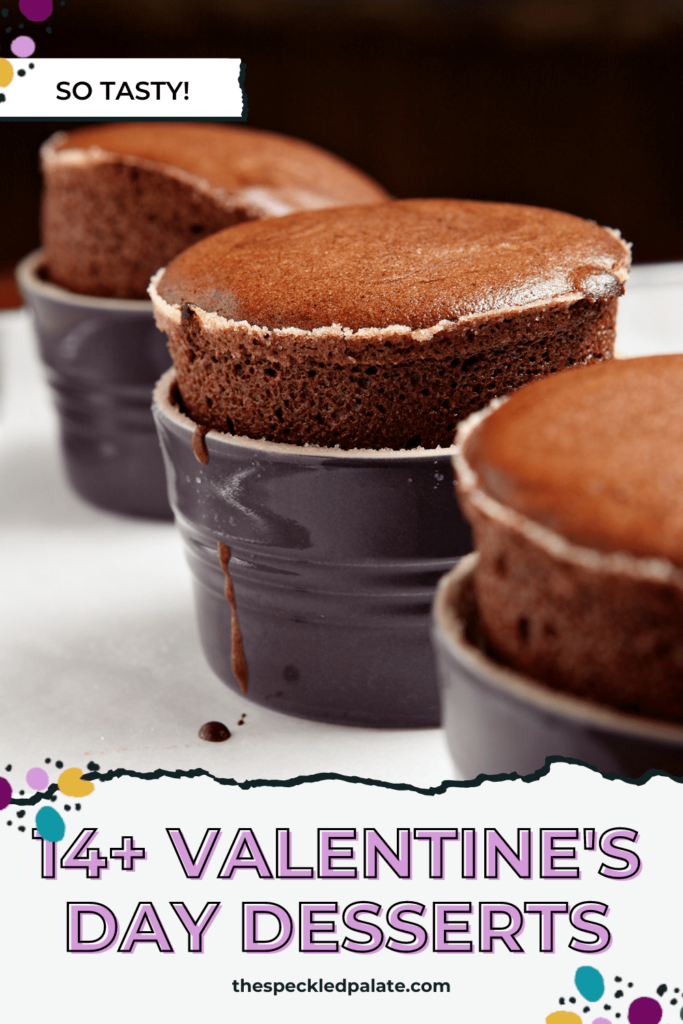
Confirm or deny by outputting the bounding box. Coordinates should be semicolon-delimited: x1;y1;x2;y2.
575;966;605;1002
36;806;65;842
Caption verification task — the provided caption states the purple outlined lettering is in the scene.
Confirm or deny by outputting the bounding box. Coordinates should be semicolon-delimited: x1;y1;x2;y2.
462;828;476;879
170;902;221;953
118;902;174;953
385;902;428;954
413;829;458;879
540;830;580;879
218;829;273;879
32;827;57;879
67;902;118;953
166;828;221;879
484;829;532;879
479;903;525;953
598;828;641;880
300;903;340;953
364;829;411;879
433;903;473;953
569;902;612;953
276;828;315;879
524;902;569;952
243;903;294;953
341;902;385;954
318;830;357;879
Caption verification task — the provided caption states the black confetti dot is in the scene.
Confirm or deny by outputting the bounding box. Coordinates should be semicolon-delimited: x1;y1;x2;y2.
615;991;624;999
0;8;8;15
29;62;34;68
583;1007;589;1013
4;26;11;33
615;977;622;982
64;805;71;812
50;795;57;802
559;998;565;1005
570;998;576;1004
6;820;11;825
4;765;11;772
18;826;25;832
658;985;668;997
55;761;63;769
628;983;634;988
16;810;24;819
45;758;51;764
604;1006;611;1011
75;803;81;811
46;25;51;32
87;762;99;771
18;69;25;76
672;999;678;1005
19;791;24;796
0;94;5;103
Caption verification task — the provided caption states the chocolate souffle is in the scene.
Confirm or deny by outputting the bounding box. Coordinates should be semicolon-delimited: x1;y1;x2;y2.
150;198;630;450
41;122;389;299
456;355;683;722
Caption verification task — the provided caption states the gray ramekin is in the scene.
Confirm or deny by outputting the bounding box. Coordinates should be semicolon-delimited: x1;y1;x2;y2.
17;250;172;519
432;553;683;779
153;368;473;727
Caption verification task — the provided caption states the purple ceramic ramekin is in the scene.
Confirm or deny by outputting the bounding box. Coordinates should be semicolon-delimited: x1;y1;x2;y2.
432;554;683;779
17;250;172;519
153;368;473;727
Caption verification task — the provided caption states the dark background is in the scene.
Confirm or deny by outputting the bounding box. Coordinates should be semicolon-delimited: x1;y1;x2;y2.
2;0;683;288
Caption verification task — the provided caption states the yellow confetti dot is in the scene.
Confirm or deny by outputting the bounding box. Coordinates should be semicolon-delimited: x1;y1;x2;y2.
546;1014;583;1024
58;767;95;798
0;58;13;88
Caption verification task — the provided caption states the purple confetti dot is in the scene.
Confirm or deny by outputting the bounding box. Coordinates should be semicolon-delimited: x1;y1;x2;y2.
18;0;51;20
0;777;12;810
11;34;35;56
26;766;49;790
628;998;662;1024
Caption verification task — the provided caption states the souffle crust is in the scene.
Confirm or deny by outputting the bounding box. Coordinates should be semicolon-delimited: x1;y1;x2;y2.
151;198;630;450
463;356;683;566
456;356;683;722
40;122;389;299
158;198;629;331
